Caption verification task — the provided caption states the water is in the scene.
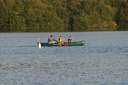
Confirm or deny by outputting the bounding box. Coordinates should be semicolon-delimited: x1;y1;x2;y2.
0;32;128;85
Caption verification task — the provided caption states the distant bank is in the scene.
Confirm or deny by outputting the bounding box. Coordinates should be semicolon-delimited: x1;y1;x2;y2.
0;0;128;32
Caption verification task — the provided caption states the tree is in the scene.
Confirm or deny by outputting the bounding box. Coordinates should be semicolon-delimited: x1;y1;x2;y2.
0;0;127;32
117;0;128;30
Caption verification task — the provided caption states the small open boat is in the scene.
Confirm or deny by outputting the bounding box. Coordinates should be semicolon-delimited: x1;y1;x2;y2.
37;41;85;48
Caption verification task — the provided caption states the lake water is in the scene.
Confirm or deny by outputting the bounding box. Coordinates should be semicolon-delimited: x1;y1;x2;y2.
0;32;128;85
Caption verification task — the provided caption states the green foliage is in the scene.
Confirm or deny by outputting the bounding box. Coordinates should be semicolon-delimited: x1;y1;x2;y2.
0;0;127;32
117;0;128;30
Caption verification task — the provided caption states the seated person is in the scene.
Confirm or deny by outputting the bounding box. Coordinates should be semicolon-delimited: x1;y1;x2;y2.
48;34;57;44
58;34;65;46
68;35;72;43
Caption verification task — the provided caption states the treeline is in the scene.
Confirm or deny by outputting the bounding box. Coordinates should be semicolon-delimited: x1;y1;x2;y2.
0;0;128;32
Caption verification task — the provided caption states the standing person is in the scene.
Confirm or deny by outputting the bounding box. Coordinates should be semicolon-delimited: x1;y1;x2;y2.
48;34;57;44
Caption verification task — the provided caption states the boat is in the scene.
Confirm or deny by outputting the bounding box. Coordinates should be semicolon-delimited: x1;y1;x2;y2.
37;41;85;48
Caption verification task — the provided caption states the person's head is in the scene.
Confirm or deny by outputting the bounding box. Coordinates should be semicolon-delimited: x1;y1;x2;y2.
50;34;53;37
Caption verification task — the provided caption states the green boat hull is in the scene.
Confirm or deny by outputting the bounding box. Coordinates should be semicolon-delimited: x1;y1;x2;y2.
37;41;84;47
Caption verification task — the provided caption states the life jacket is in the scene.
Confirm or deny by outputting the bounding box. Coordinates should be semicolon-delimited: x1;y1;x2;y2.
58;37;63;42
58;37;65;45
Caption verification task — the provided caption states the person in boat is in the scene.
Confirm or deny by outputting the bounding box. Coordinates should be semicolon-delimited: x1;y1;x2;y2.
48;34;57;44
58;34;65;46
68;35;72;44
